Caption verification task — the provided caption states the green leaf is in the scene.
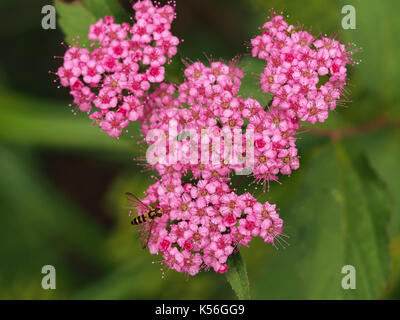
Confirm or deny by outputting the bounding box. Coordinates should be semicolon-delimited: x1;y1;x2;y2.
0;146;108;298
55;0;97;47
0;90;139;155
226;251;251;300
83;0;130;23
336;143;391;298
339;0;400;118
383;235;400;299
238;57;271;104
346;127;400;299
349;128;400;236
249;0;340;35
55;0;129;47
252;141;391;299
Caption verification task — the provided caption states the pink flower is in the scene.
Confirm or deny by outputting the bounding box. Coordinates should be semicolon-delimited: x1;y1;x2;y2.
159;238;171;251
142;46;167;66
223;214;236;227
146;65;165;83
99;111;129;137
93;89;118;110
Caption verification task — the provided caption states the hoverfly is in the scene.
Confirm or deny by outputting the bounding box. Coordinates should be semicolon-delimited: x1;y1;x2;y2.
125;192;162;248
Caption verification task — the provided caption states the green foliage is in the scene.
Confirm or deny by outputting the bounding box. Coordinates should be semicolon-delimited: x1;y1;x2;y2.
384;236;400;299
350;128;400;236
55;0;129;47
226;252;251;300
249;142;391;299
0;90;139;156
239;58;271;105
0;0;399;300
83;0;130;23
55;1;97;47
249;0;339;35
339;0;400;119
0;146;109;299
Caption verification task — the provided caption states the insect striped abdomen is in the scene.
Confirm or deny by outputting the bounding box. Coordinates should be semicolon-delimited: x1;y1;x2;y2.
131;213;148;225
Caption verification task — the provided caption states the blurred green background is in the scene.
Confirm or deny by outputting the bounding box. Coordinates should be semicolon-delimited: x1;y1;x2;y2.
0;0;399;299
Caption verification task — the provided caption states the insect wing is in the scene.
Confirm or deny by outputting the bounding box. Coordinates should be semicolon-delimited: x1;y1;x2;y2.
125;192;151;213
138;219;155;249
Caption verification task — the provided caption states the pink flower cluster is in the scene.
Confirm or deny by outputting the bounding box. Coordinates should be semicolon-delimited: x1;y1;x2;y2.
251;14;352;124
55;3;354;277
137;59;296;276
56;0;179;137
142;60;300;184
139;176;282;275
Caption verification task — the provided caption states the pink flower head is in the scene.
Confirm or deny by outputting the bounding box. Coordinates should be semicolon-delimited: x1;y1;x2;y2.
54;4;355;278
251;13;353;124
55;0;180;138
